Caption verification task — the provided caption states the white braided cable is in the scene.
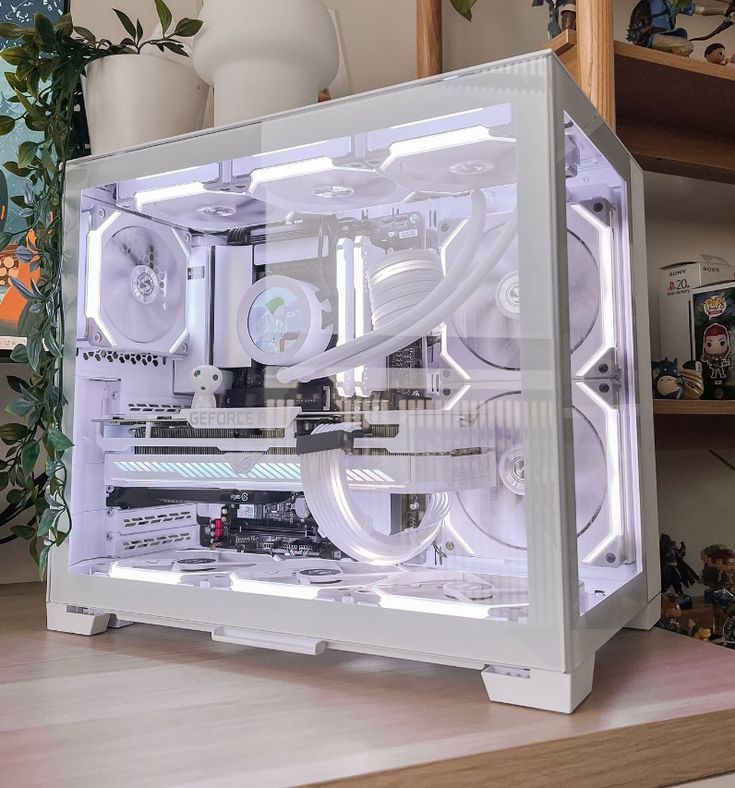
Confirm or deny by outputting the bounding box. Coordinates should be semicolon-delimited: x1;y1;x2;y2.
300;423;450;565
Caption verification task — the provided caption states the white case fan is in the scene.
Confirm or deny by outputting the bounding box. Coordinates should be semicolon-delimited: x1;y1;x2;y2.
379;127;517;194
448;207;601;374
452;391;609;561
85;213;190;356
248;156;410;214
135;184;273;232
110;549;260;585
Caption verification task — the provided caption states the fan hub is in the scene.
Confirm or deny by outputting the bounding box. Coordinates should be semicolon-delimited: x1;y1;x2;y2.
130;264;161;305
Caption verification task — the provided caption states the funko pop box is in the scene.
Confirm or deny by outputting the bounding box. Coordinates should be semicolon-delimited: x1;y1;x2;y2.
691;283;735;399
659;256;735;365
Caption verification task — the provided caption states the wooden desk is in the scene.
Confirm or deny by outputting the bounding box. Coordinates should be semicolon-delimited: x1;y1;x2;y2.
2;582;734;787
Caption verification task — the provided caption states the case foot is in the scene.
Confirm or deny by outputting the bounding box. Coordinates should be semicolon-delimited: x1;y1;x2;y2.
107;615;135;629
46;602;111;636
625;596;661;631
481;654;595;713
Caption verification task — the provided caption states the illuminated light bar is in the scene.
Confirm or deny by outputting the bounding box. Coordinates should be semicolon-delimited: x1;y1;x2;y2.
248;156;337;191
85;211;123;348
382;126;516;170
230;576;320;600
110;562;182;585
571;203;616;377
375;591;492;620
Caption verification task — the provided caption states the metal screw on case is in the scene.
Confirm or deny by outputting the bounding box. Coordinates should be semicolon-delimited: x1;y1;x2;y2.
446;541;455;551
598;363;609;374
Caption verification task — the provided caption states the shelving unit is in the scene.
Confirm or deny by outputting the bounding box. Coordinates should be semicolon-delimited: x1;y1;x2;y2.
550;31;735;184
653;400;735;450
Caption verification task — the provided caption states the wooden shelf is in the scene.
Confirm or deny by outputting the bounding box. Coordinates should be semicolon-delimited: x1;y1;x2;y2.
653;399;735;449
550;31;735;184
653;400;735;416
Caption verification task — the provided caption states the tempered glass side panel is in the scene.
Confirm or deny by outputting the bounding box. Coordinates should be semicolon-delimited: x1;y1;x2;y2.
64;56;575;647
562;113;643;615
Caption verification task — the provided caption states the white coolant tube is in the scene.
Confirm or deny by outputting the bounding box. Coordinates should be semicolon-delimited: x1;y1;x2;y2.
300;423;450;565
277;190;516;384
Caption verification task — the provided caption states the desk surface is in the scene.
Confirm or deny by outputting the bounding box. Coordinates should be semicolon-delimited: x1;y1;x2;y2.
2;582;735;788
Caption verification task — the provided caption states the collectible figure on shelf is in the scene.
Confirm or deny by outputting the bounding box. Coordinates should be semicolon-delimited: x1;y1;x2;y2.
627;1;734;58
651;359;705;399
704;41;735;62
701;544;735;599
711;588;735;646
692;285;735;399
657;591;686;632
656;593;713;639
680;361;706;398
701;324;732;395
660;533;699;607
652;358;684;398
532;0;577;38
686;618;712;639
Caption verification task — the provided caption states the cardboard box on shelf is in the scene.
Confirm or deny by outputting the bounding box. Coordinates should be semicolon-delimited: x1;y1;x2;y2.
659;256;735;365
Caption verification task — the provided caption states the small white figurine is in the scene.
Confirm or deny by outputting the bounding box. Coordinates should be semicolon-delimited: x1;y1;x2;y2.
191;365;225;409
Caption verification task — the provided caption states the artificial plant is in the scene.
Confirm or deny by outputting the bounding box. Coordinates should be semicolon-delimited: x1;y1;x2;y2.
451;0;481;22
0;1;202;574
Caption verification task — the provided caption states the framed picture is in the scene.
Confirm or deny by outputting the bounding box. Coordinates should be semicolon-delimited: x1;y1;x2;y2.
0;0;67;351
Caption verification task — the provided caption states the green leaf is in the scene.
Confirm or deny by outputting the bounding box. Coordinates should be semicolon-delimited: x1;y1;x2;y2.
47;427;73;454
450;0;479;21
37;506;60;537
136;19;144;42
4;161;30;177
155;0;173;34
73;26;97;43
21;442;39;475
56;14;74;36
11;524;36;540
17;140;38;169
34;14;56;49
0;423;28;444
1;46;26;66
7;398;32;418
10;343;28;364
173;18;203;38
38;543;51;577
26;335;41;371
161;41;186;57
44;331;63;359
9;276;35;302
113;9;137;39
27;534;38;564
6;376;28;394
7;488;26;505
0;23;27;40
0;115;15;136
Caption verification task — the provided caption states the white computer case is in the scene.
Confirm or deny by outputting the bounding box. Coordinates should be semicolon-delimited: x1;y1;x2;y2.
48;51;660;713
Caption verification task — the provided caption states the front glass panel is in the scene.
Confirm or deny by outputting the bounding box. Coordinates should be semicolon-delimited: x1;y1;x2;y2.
563;114;643;614
65;65;643;631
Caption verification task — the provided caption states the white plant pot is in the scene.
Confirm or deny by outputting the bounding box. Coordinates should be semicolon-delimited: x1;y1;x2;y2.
83;54;209;155
192;0;339;127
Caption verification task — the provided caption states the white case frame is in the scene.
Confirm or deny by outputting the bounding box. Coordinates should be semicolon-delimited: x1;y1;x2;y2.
48;51;660;714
